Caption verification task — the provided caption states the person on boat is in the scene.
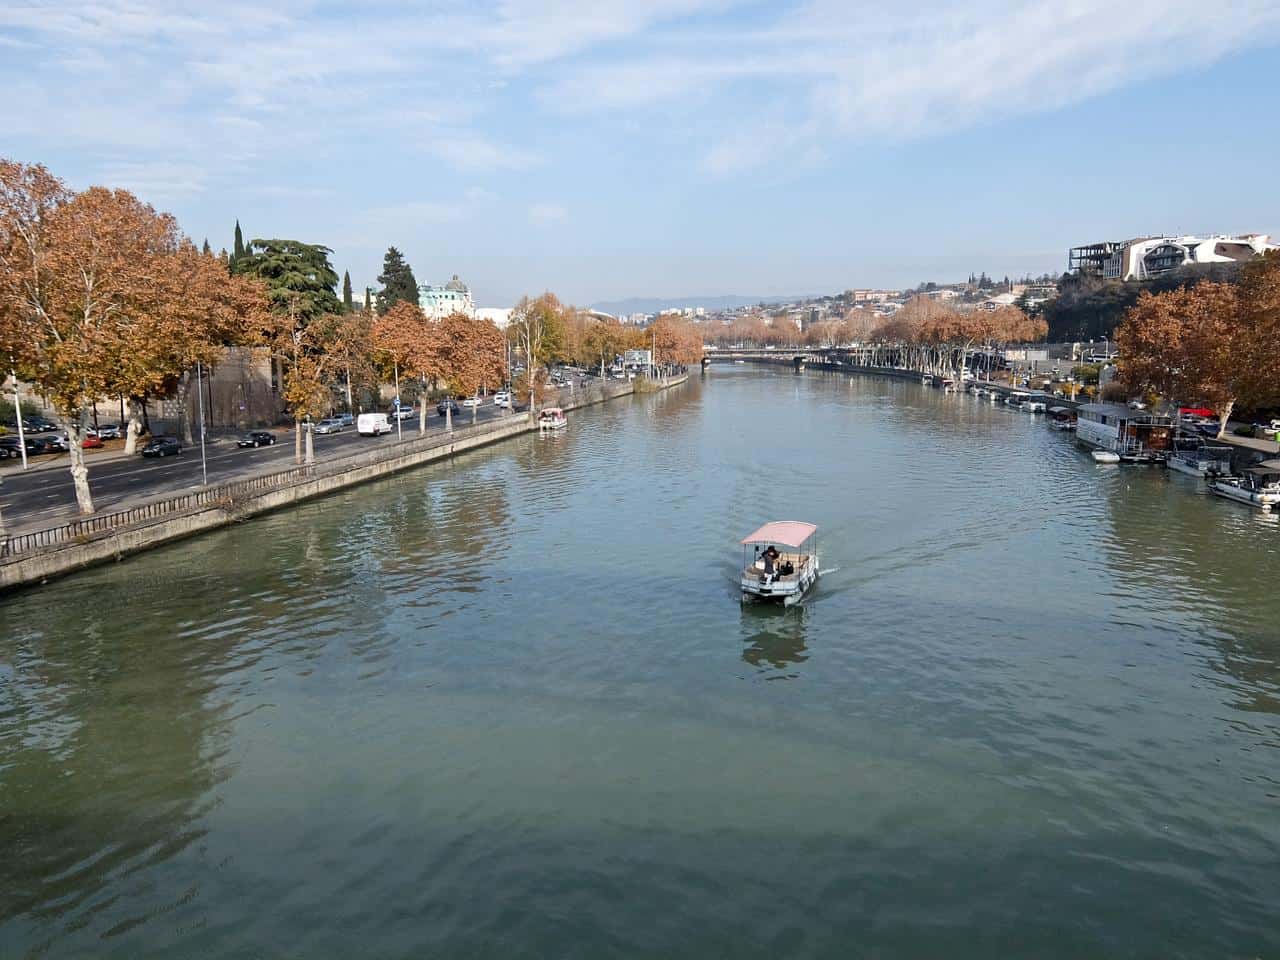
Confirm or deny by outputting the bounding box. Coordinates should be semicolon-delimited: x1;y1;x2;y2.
761;546;778;583
781;559;795;577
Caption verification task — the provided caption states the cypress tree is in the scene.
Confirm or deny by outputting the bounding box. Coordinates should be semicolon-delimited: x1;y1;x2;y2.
376;246;419;314
232;220;246;270
342;271;354;312
202;238;211;255
364;287;372;313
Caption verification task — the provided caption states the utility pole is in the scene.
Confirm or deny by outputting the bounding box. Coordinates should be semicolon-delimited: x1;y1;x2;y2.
393;359;402;441
196;361;208;486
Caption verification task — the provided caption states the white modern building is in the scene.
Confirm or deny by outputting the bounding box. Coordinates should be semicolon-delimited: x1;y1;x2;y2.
418;275;475;319
1072;234;1278;281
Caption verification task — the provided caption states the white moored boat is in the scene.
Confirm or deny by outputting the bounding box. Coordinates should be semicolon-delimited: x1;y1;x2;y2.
1047;406;1077;431
739;521;821;607
538;407;567;431
1206;460;1280;510
1168;438;1233;477
1075;403;1173;464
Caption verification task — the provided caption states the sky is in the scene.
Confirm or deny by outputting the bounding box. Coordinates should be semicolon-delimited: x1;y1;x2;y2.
3;0;1280;307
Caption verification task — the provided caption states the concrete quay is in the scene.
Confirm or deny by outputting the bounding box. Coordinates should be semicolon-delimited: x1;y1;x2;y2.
0;375;688;593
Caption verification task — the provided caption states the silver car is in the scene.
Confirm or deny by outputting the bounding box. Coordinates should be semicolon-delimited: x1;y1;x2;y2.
314;418;344;435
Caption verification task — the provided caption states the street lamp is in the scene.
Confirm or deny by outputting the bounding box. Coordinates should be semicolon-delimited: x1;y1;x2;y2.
195;361;208;486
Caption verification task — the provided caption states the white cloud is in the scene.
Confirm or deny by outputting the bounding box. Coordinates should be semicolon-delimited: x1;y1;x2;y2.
528;203;568;225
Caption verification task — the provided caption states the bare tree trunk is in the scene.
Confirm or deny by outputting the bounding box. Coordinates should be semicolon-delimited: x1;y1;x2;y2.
176;372;194;444
445;406;453;432
472;401;477;425
62;415;95;515
1216;399;1235;440
294;418;303;464
124;396;145;454
419;403;427;435
304;422;314;465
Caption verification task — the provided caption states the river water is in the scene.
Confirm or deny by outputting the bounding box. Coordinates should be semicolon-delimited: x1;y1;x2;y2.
2;366;1278;958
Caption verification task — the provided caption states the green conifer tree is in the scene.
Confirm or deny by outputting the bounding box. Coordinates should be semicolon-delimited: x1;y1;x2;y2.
376;246;419;314
232;220;245;270
342;271;354;313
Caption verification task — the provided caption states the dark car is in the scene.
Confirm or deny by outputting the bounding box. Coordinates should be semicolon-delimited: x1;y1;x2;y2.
141;436;182;458
1;435;61;457
237;430;277;448
436;399;460;416
23;417;59;433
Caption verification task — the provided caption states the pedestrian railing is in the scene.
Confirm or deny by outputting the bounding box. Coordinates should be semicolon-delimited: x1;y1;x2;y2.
0;416;526;560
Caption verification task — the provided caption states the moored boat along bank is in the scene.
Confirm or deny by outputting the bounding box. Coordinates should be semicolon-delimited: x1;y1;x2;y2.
0;375;688;593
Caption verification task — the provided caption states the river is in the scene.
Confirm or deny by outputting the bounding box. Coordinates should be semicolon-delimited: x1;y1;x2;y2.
2;366;1278;958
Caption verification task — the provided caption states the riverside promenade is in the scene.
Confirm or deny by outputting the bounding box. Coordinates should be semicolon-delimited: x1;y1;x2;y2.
0;374;688;592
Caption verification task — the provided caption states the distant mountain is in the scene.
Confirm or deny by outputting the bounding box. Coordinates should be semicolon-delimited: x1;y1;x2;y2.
590;294;817;316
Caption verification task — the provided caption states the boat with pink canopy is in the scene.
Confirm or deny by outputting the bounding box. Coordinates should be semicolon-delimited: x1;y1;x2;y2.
739;520;820;606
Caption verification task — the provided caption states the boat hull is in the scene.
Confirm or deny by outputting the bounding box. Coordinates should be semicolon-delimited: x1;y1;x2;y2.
1207;480;1280;509
741;563;820;607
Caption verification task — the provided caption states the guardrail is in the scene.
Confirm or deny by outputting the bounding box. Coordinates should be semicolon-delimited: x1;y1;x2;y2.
0;416;524;560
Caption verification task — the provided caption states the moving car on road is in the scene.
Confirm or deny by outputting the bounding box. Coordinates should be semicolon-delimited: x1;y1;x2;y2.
436;399;460;417
357;412;391;436
314;418;345;435
461;396;482;408
141;436;183;458
335;413;355;427
389;407;415;421
492;391;512;408
237;431;277;448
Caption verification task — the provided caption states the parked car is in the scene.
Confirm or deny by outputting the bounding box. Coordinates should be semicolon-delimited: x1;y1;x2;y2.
81;434;104;449
1;436;60;457
141;436;182;457
335;413;355;427
436;399;460;416
314;418;344;435
22;417;58;433
0;437;23;459
46;434;71;451
237;430;277;448
357;412;391;436
95;423;123;439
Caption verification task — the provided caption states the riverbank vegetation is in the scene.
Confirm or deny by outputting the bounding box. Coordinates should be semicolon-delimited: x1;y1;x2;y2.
1116;253;1280;436
2;157;698;518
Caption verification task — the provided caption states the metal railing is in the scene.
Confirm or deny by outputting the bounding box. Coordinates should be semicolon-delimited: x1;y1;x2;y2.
1;415;528;560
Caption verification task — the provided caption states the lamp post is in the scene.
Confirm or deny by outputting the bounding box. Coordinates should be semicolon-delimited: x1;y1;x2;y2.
196;361;208;486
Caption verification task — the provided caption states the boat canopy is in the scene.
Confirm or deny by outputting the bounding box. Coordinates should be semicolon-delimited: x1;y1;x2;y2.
540;407;564;416
1047;406;1072;414
740;521;817;548
1247;459;1280;475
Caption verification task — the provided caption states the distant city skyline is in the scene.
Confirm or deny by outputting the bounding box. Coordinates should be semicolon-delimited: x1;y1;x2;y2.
3;1;1278;306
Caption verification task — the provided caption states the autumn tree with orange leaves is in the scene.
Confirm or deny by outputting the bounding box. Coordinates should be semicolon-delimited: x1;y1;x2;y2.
0;159;269;513
438;312;507;425
371;300;441;433
1116;254;1280;437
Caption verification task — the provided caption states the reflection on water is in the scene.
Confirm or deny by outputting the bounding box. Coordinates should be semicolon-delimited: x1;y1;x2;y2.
740;605;809;678
2;368;1279;958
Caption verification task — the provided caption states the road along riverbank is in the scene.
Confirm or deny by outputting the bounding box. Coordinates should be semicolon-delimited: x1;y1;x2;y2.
0;374;688;593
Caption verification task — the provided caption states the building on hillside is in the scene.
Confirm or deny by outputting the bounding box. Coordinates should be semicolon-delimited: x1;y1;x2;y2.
1070;234;1278;281
476;307;512;329
979;293;1019;311
418;275;475;319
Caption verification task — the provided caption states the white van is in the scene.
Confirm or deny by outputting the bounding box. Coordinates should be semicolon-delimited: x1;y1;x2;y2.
357;412;391;436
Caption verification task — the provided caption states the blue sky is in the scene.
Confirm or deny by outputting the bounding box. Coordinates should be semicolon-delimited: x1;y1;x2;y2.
3;1;1279;307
